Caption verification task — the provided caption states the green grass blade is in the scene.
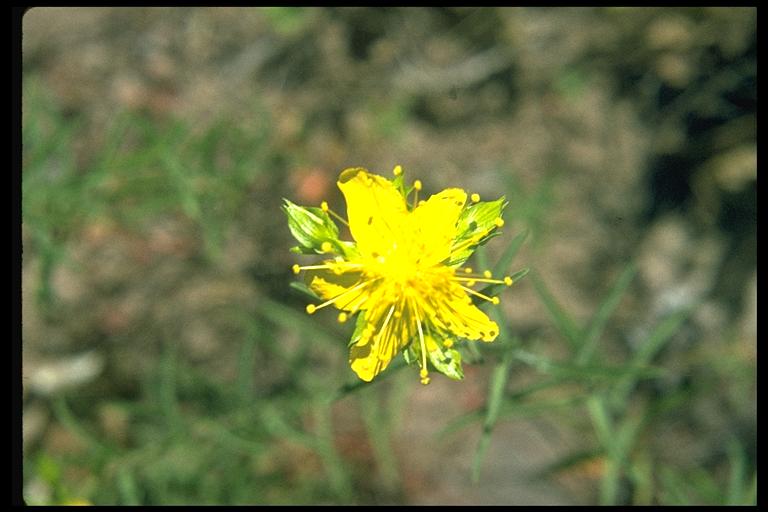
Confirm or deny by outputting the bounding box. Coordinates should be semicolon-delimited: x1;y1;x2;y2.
576;263;636;365
587;396;622;505
586;396;614;456
726;438;747;505
742;471;757;505
529;448;602;482
51;397;109;457
256;296;341;349
359;388;400;492
117;467;141;505
158;341;182;434
312;401;354;501
471;343;514;483
259;402;316;448
330;358;406;402
629;451;654;505
513;352;664;382
492;229;529;276
610;307;692;408
439;395;585;439
529;270;581;350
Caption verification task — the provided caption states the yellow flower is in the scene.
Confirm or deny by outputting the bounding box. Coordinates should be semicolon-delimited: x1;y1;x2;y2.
286;166;515;384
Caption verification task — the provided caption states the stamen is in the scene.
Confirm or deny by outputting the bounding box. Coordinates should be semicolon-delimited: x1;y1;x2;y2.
321;241;333;253
504;276;513;286
464;267;473;274
452;276;508;285
337;312;348;323
459;284;500;304
292;264;301;274
483;270;492;278
412;298;429;384
443;338;454;348
321;201;349;227
471;193;480;203
376;304;397;345
306;278;376;314
413;180;422;207
494;217;505;228
393;165;403;176
294;262;363;272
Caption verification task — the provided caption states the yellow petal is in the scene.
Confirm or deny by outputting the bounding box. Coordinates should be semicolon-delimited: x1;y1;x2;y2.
350;339;395;382
337;168;408;257
349;301;413;381
349;326;396;382
410;188;467;265
437;285;499;342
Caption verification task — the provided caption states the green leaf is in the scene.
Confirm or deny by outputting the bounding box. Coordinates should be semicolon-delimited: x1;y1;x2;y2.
282;199;341;254
448;197;507;267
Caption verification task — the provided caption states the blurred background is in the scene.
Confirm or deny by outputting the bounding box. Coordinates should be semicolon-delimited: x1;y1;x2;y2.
21;7;755;505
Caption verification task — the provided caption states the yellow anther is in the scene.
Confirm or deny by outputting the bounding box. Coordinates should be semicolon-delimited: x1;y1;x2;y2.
418;200;426;206
320;201;329;212
306;304;317;314
491;297;500;305
321;241;332;253
443;338;454;348
420;368;429;378
471;193;480;203
420;376;431;385
337;312;348;323
494;217;505;228
464;267;473;274
504;276;513;286
483;270;492;278
292;264;301;274
393;165;403;176
413;180;422;191
467;280;476;287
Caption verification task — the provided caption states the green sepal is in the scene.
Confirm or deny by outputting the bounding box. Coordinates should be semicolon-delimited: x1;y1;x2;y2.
447;197;508;267
406;335;465;380
282;199;342;254
392;174;406;199
403;344;418;365
347;311;368;349
428;344;465;381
